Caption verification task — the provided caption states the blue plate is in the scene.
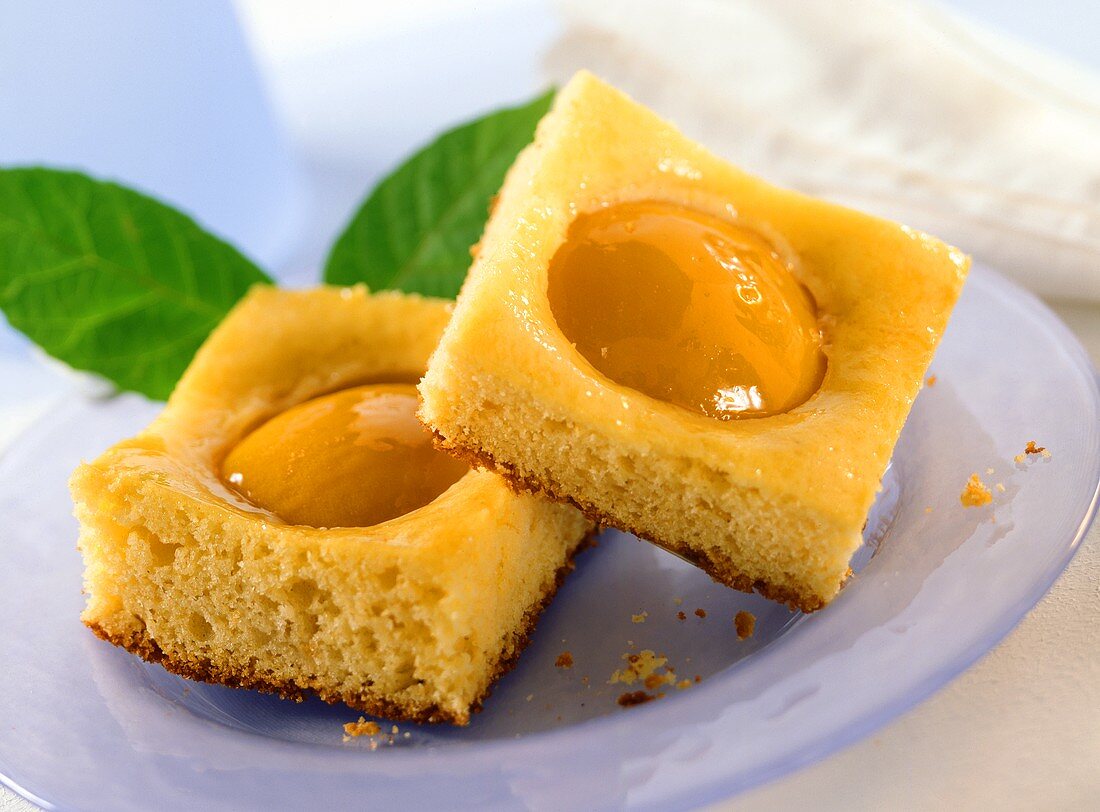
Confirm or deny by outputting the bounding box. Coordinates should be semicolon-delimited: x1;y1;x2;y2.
0;266;1097;809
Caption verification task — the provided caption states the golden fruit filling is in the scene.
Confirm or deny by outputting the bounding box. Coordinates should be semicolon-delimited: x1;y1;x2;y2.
221;384;468;528
547;200;825;419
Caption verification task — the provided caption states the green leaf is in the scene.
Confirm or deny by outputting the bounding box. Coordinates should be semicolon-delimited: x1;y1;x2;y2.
0;167;272;400
324;89;555;298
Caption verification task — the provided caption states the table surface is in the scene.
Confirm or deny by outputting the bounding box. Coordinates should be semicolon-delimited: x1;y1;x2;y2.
2;1;1098;809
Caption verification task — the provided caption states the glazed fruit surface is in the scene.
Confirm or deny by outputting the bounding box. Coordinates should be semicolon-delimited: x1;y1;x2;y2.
222;383;468;528
547;200;824;420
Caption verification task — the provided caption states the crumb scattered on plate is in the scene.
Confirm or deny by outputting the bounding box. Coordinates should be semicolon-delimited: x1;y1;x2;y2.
617;690;658;707
555;651;574;669
734;610;756;640
631;611;648;624
676;610;687;621
1016;440;1050;463
960;473;993;507
609;650;673;688
609;649;680;703
343;717;380;738
925;374;937;387
694;608;707;618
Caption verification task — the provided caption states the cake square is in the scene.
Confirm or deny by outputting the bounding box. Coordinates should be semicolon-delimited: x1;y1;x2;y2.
73;286;591;724
419;72;968;611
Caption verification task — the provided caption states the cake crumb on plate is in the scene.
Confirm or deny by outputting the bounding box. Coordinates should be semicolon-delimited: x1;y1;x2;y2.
734;610;756;640
1017;440;1050;463
960;473;993;507
343;717;380;739
610;649;675;689
617;690;657;707
1025;440;1050;458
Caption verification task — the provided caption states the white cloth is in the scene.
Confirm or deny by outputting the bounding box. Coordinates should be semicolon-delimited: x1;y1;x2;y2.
545;0;1100;301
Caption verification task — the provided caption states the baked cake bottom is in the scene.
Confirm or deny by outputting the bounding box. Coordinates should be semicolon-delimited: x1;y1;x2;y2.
83;531;591;724
74;457;594;726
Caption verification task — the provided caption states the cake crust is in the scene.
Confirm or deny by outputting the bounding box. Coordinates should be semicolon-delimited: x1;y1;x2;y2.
87;530;593;726
430;428;823;612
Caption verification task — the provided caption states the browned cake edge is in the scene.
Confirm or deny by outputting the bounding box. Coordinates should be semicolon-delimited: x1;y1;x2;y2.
429;428;830;613
86;528;595;726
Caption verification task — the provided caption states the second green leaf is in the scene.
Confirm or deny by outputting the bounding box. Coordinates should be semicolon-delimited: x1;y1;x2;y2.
324;90;554;298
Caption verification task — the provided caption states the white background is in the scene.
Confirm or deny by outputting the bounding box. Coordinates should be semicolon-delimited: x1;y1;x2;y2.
2;1;1098;809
